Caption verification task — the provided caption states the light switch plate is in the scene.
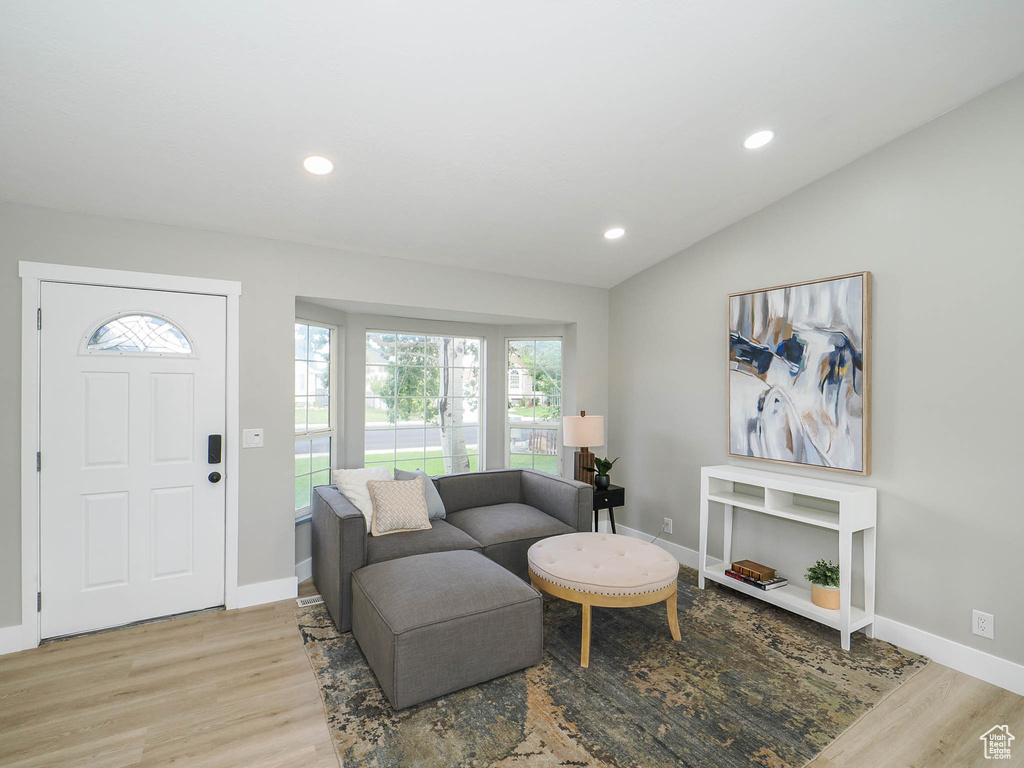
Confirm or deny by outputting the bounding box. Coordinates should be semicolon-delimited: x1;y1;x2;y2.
242;428;264;448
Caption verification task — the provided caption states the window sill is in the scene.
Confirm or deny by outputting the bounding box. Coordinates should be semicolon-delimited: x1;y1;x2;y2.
295;512;312;525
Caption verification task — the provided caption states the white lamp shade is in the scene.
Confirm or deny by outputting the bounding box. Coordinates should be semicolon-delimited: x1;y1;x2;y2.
562;414;604;448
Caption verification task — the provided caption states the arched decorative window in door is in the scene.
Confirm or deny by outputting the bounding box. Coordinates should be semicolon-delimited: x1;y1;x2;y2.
85;313;194;355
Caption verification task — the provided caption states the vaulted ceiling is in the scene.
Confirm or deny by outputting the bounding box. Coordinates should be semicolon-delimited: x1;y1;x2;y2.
3;2;1024;287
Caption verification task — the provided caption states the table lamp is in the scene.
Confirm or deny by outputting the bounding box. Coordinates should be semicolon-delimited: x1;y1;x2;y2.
562;410;604;485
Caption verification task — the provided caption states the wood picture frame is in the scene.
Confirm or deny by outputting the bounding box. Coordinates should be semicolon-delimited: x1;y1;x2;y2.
727;271;871;475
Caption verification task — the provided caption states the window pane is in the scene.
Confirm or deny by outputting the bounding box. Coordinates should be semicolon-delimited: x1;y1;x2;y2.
397;398;427;427
308;326;330;362
398;429;427;454
295;397;307;433
395;366;425;396
310;437;331;472
533;454;558;474
366;366;395;399
311;469;331;489
439;426;471;457
455;338;480;366
425;398;441;426
295;324;308;360
295;361;308;397
422;337;441;363
365;422;396;468
295;474;311;512
508;397;531;422
308;396;330;431
447;398;480;423
508;340;533;369
457;371;479;399
510;453;534;469
509;427;558;456
87;314;192;355
509;427;533;455
367;333;397;365
308;362;329;395
536;394;561;424
366;397;392;424
295;439;312;476
397;334;424;365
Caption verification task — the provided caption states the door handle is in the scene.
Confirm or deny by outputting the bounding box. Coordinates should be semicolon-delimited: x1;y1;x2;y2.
209;471;222;484
208;434;222;464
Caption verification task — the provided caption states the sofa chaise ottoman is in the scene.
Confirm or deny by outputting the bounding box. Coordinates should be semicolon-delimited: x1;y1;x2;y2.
352;549;543;709
312;468;593;633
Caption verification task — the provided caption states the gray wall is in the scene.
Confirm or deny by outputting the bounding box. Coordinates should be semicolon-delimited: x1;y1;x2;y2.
293;299;571;567
0;206;608;629
609;75;1024;664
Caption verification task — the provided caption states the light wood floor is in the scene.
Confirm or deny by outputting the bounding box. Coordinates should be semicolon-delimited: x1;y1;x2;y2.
0;592;338;768
1;581;1020;768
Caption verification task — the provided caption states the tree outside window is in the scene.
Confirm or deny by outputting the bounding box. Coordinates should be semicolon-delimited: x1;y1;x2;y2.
365;332;481;475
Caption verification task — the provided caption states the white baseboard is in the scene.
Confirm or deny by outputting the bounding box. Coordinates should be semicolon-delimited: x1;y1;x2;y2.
614;523;719;570
235;576;298;609
615;523;1024;697
295;557;312;584
873;616;1024;697
0;624;24;656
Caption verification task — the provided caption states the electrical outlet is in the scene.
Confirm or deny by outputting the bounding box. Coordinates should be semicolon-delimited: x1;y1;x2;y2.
973;610;994;640
663;517;673;535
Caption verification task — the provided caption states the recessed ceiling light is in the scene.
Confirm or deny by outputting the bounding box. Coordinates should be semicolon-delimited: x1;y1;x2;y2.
303;155;334;175
743;130;774;150
604;227;625;240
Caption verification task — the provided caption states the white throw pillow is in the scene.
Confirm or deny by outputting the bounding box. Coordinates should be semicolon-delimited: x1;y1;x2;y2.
367;476;432;537
333;466;392;528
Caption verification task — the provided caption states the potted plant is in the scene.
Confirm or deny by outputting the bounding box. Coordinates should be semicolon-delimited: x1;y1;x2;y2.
806;559;840;610
592;457;619;489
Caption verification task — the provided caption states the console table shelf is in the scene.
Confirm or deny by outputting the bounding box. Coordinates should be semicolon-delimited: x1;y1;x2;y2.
699;465;877;650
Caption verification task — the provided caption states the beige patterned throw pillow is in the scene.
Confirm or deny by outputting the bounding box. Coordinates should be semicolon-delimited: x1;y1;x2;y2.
367;476;432;536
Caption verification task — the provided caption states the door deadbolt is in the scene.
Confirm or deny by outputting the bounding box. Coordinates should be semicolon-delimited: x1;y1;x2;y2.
208;471;222;484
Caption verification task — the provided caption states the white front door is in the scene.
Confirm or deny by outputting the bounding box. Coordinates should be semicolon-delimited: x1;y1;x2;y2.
39;282;227;638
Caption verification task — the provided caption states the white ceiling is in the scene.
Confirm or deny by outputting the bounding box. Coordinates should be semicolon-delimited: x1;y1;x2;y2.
3;2;1024;288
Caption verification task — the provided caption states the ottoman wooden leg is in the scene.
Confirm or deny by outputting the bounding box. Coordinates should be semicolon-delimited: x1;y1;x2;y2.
581;603;592;668
666;588;681;641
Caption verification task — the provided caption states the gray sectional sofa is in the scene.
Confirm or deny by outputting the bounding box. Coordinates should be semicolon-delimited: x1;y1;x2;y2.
311;468;594;633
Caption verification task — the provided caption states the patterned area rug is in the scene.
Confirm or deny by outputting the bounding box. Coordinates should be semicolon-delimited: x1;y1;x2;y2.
297;567;926;768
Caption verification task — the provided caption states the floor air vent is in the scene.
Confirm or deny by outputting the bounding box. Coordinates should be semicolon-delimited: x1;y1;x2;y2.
297;594;324;607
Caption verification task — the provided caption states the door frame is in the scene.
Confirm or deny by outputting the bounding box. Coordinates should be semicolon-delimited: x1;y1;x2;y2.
19;262;242;650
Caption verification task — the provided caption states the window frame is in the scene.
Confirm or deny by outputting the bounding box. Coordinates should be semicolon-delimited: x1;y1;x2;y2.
294;319;339;522
363;328;485;477
504;336;563;475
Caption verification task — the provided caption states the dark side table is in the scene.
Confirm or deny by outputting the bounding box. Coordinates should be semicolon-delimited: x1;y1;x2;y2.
592;484;625;534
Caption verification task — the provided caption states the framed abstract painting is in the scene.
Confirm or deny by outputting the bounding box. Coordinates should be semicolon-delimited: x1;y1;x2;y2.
728;272;871;475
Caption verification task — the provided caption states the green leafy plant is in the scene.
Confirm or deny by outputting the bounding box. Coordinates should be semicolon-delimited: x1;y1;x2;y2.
593;457;619;476
805;559;840;587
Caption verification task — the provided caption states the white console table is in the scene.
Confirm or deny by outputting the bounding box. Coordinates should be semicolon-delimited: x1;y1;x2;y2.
698;464;876;650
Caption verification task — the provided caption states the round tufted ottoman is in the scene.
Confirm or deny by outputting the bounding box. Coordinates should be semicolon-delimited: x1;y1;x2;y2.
528;532;681;667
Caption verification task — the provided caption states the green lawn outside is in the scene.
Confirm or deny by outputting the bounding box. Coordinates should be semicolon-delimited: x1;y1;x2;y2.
508;405;560;422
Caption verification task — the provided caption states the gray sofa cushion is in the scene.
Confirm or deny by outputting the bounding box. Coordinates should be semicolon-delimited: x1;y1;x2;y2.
351;550;543;709
445;502;574;547
445;502;574;580
394;468;446;520
366;519;481;565
434;469;522;513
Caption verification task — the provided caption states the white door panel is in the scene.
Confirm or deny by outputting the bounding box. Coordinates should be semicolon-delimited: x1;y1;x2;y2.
39;282;226;638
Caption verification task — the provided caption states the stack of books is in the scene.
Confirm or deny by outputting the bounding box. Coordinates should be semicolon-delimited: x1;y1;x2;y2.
725;559;788;590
